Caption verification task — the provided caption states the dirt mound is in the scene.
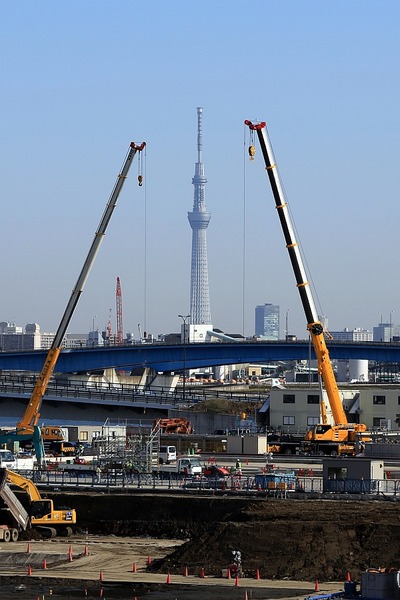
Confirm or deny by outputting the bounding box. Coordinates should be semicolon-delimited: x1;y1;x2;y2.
50;490;400;582
147;498;400;581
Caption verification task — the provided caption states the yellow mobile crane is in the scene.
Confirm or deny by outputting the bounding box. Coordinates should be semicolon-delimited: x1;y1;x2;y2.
245;120;367;456
0;142;146;465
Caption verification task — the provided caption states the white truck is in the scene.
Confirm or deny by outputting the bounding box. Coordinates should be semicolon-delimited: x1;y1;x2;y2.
0;450;16;469
156;456;202;477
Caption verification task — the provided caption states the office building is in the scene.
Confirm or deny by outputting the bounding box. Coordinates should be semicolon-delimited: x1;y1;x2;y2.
255;304;280;340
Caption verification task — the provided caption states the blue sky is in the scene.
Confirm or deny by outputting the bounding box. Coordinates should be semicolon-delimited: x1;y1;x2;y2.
1;1;399;340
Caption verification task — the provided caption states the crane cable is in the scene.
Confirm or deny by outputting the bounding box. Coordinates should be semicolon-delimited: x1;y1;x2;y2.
248;127;256;160
265;123;328;335
141;145;147;334
137;148;144;186
242;124;249;337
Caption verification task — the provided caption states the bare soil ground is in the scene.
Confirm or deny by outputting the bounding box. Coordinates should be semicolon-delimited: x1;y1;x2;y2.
10;490;400;594
0;535;342;600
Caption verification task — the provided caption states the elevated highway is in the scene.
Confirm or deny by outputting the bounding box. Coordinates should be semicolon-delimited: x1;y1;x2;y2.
0;340;398;374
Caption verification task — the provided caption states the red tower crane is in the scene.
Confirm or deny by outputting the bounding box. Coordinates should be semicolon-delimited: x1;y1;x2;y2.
116;276;123;345
106;308;112;341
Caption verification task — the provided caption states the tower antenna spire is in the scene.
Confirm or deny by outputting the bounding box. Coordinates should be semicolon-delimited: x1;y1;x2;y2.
188;107;212;329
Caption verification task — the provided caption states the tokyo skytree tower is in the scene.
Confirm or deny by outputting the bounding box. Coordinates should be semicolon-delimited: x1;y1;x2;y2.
188;107;212;325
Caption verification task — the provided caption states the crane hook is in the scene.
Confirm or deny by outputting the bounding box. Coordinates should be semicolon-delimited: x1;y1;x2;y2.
138;175;143;187
248;145;256;161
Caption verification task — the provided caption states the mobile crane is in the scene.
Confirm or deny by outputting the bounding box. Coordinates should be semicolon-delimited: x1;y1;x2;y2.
0;142;146;466
0;467;76;538
245;120;367;455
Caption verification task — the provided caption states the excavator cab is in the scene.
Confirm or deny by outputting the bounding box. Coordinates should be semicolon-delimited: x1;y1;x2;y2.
30;500;53;519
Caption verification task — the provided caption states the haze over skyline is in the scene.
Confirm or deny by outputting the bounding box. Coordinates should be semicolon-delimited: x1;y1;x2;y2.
1;2;399;341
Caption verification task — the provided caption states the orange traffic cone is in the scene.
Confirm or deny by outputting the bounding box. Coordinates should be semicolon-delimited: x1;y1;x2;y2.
314;580;320;592
132;562;137;573
27;565;32;576
184;566;188;577
255;568;260;580
227;568;231;579
166;572;171;584
244;592;248;600
26;543;31;553
99;570;104;581
84;544;89;556
42;558;47;570
346;571;351;582
200;567;205;578
235;575;240;587
99;589;103;598
147;554;152;566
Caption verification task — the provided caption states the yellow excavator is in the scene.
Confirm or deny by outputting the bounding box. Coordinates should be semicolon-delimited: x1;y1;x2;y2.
0;468;76;539
245;120;368;456
0;142;146;466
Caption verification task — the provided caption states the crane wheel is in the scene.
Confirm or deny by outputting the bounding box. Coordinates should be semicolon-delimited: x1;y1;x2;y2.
4;529;11;542
11;529;18;542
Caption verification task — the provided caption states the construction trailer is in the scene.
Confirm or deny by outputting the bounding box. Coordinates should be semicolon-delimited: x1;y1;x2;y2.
322;457;384;494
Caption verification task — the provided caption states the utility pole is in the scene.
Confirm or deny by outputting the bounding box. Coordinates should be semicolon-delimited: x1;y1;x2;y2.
178;314;191;403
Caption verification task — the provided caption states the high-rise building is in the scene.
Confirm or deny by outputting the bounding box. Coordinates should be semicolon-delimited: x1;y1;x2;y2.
255;304;280;339
187;107;212;342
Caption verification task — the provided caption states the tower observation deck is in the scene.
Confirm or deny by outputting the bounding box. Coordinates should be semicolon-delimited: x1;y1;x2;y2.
187;107;212;330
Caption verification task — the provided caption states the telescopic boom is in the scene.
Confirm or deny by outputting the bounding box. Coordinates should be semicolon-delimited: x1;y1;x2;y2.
17;142;146;437
244;120;348;426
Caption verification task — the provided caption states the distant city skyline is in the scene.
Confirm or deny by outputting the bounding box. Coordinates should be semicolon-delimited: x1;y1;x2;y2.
1;316;399;348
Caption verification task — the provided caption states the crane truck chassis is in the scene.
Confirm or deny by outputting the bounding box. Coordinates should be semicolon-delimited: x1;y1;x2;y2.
0;468;76;539
268;436;356;457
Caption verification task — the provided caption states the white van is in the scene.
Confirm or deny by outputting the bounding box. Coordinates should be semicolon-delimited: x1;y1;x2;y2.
159;445;177;464
0;449;16;469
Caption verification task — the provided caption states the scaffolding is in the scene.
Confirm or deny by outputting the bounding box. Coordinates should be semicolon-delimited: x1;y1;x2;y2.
93;418;160;473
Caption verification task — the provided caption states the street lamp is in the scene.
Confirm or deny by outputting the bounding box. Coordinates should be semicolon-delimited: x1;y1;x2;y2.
178;315;191;402
390;311;394;343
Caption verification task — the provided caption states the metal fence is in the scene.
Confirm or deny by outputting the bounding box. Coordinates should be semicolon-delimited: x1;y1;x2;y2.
16;469;400;498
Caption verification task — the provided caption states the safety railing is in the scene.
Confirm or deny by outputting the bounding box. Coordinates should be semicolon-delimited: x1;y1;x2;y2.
21;469;400;498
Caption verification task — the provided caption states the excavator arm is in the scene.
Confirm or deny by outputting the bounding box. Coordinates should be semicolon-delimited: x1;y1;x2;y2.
4;469;42;501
